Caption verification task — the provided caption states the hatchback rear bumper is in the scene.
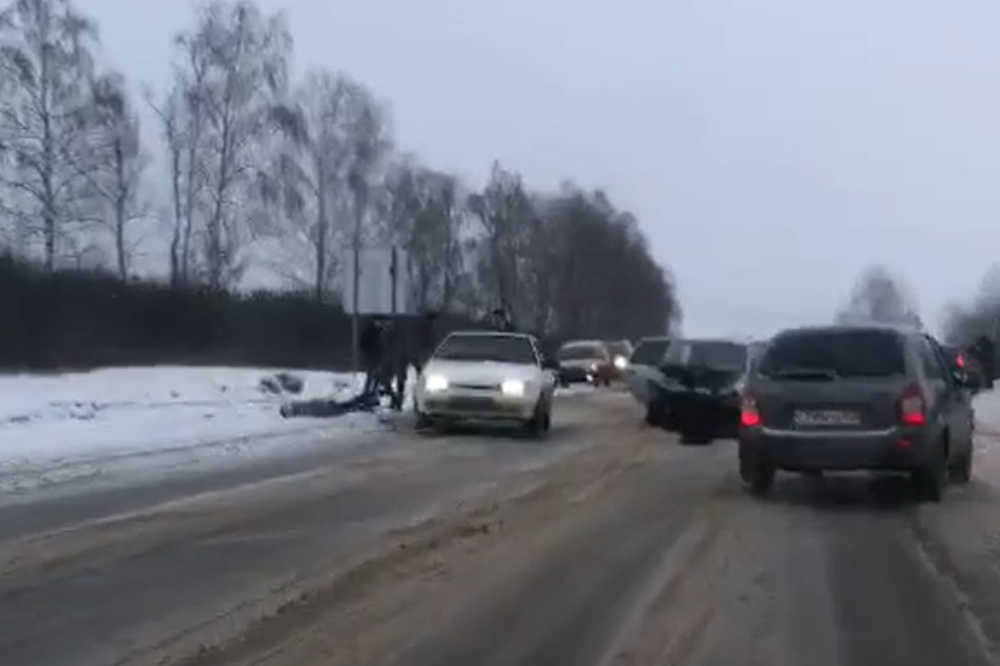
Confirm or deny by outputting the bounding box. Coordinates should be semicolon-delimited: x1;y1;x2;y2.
739;426;936;472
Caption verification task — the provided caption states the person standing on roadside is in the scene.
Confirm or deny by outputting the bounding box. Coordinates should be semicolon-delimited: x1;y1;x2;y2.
491;307;517;332
359;315;385;399
972;334;996;390
383;317;412;411
414;310;439;376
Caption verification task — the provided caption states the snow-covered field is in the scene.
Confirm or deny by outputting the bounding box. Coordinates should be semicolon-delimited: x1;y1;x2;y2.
0;366;387;493
976;390;1000;432
17;369;999;496
973;390;1000;485
0;365;597;495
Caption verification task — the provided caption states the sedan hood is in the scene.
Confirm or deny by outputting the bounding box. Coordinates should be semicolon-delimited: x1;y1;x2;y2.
423;360;538;384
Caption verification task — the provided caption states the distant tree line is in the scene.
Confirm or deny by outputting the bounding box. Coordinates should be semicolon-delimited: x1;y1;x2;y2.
943;265;1000;361
0;0;679;371
834;264;1000;375
835;265;923;329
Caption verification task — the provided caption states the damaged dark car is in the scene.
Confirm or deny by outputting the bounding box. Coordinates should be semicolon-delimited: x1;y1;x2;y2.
646;338;759;444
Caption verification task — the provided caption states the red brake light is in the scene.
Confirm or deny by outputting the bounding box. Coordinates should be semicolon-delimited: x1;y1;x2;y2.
899;383;926;426
956;354;966;368
740;392;761;427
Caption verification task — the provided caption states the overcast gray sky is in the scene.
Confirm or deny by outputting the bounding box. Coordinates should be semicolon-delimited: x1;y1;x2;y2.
79;0;1000;337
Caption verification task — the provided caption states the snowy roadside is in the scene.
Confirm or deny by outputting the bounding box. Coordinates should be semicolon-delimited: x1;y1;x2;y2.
0;366;603;496
0;366;390;494
969;389;1000;486
976;390;1000;434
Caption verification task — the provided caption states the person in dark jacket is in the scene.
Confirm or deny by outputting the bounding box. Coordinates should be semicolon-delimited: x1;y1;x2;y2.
971;335;996;389
383;318;412;411
491;308;517;332
359;316;385;398
414;311;439;374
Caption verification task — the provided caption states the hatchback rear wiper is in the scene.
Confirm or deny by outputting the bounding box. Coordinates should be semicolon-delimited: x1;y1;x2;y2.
766;367;838;381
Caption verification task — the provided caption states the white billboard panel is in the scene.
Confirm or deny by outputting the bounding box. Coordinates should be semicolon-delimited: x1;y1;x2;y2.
343;247;410;315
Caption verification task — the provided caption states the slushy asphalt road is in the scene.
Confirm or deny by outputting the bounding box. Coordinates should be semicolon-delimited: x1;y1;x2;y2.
3;391;1000;666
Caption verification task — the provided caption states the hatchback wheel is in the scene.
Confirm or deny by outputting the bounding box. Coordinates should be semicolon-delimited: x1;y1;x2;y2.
645;392;669;428
912;446;948;502
949;447;973;484
739;444;775;497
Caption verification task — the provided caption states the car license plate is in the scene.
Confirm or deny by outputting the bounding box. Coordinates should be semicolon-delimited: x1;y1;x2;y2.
793;409;860;427
448;396;495;410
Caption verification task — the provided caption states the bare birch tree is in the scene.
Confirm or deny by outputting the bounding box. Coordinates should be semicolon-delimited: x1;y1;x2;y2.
173;0;291;288
467;162;535;320
0;0;101;269
82;70;147;279
382;156;465;311
836;265;922;328
264;70;386;301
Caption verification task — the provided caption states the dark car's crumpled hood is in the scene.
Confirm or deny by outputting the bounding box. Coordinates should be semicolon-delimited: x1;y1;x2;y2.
659;363;742;392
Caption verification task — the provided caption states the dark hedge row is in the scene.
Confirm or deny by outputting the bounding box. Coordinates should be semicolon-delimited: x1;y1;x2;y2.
0;255;484;372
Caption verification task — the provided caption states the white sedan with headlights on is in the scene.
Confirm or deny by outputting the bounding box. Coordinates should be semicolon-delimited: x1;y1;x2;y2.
414;331;560;437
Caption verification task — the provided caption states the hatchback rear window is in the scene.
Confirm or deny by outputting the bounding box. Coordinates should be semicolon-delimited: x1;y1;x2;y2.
664;340;747;370
758;329;905;378
631;339;670;365
557;343;605;361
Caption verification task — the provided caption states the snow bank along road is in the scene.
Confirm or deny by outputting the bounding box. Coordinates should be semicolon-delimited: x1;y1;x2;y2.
7;393;1000;665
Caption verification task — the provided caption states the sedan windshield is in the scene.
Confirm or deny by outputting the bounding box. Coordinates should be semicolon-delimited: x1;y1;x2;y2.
433;333;538;365
606;341;632;357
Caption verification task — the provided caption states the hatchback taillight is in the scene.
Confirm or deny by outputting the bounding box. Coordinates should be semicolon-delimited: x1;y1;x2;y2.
740;392;761;427
898;383;926;426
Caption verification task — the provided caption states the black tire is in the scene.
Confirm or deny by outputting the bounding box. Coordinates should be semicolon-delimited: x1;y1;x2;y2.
949;447;973;484
523;402;551;439
644;403;663;428
739;444;775;497
645;390;670;428
912;445;948;502
414;411;432;431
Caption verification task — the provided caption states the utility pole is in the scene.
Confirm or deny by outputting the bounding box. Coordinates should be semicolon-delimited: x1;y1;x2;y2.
390;247;398;316
350;173;366;374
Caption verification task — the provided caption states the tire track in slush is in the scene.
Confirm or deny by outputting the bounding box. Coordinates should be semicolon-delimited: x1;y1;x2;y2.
0;395;649;666
169;443;736;666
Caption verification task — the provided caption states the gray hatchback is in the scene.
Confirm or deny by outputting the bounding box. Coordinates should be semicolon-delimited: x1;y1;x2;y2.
738;324;976;502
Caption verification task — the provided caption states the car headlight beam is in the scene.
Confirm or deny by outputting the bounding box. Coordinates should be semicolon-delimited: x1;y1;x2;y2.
613;355;628;369
424;374;449;392
501;379;526;396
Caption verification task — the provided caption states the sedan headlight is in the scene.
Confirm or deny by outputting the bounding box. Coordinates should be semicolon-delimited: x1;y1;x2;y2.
424;374;449;392
613;355;628;369
501;379;526;396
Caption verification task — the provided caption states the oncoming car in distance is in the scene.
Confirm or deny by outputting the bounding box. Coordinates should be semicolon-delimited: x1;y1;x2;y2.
738;324;976;502
555;340;614;386
605;339;634;377
415;330;559;437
